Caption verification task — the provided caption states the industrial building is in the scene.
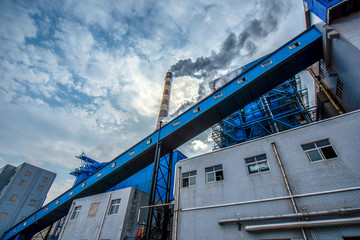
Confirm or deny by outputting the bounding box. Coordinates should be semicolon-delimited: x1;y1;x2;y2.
1;0;360;239
0;163;56;237
58;187;148;240
173;110;360;239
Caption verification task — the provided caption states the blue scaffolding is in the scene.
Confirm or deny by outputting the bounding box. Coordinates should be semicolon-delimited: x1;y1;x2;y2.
212;76;317;149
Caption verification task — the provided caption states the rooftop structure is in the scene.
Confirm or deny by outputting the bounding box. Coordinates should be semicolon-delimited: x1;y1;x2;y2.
0;163;56;236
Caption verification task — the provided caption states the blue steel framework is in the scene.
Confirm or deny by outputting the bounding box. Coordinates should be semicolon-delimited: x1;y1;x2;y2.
1;26;323;240
212;76;316;149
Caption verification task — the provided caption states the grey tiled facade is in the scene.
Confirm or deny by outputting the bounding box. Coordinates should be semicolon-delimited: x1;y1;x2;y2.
173;110;360;240
0;163;56;236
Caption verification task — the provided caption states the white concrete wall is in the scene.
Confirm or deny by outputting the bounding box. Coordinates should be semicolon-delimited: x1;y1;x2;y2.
173;110;360;240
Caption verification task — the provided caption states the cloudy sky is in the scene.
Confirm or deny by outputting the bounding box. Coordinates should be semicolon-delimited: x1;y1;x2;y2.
0;0;307;203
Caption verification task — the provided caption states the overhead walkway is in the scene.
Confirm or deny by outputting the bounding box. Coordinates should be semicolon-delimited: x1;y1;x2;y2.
1;26;323;240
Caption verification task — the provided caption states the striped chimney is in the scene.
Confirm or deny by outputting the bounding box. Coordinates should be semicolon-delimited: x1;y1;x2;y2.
156;71;172;129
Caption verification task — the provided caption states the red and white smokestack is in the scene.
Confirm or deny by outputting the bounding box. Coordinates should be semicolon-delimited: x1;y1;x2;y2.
156;71;172;129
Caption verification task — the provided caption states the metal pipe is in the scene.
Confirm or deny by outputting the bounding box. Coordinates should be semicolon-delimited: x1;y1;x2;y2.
181;185;360;212
96;193;112;240
307;68;344;115
271;142;297;213
219;207;360;225
245;217;360;231
174;166;181;240
57;201;75;240
271;142;308;240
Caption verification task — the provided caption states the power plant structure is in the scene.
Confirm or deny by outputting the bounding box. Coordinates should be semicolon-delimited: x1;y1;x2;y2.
211;76;316;149
2;1;360;239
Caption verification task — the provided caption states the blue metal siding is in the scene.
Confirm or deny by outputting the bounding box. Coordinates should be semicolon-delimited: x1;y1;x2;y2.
1;27;323;240
304;0;343;22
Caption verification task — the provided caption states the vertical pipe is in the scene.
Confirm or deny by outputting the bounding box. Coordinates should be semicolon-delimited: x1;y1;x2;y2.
271;142;308;240
174;166;181;240
96;193;112;240
156;72;173;129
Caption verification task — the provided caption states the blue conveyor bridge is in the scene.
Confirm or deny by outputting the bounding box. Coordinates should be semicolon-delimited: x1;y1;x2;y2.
1;26;323;240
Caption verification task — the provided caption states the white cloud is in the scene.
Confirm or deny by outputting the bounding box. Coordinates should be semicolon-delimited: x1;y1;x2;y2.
0;0;308;205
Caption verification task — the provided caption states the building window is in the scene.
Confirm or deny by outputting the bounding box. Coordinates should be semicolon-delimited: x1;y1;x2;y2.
32;215;36;220
71;206;81;220
214;92;223;100
302;139;338;162
29;199;36;206
182;170;197;187
19;180;27;186
44;207;48;212
129;150;135;156
245;154;270;175
108;199;121;215
0;213;8;220
193;107;201;113
289;42;301;49
69;191;73;196
9;195;18;202
96;172;102;178
146;139;152;144
25;171;32;177
88;202;100;218
37;185;44;191
262;60;272;68
42;176;48;182
111;162;116;168
173;120;180;127
55;199;60;205
205;165;223;183
238;77;247;84
81;182;86;188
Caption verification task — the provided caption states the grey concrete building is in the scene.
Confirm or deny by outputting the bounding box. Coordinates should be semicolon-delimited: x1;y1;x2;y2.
172;110;360;240
0;163;56;236
59;187;149;240
305;2;360;117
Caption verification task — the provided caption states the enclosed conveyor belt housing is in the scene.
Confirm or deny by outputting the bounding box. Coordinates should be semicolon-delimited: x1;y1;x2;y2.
2;27;323;240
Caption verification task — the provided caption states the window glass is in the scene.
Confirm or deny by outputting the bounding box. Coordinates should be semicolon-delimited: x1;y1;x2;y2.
302;139;338;162
207;172;215;182
206;165;223;183
71;206;81;220
321;146;337;159
108;199;121;215
245;154;270;175
25;171;32;177
182;170;196;187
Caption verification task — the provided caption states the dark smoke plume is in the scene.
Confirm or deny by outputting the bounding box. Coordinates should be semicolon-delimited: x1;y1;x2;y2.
170;0;291;79
167;0;291;118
